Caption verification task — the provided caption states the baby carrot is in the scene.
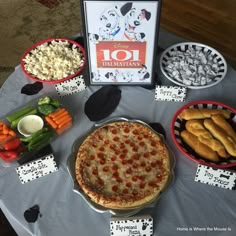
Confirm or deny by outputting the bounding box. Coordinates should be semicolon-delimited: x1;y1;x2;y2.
57;116;72;129
2;125;10;135
0;134;11;140
45;116;58;129
49;108;66;119
8;130;16;137
54;113;71;125
56;122;71;135
52;110;69;119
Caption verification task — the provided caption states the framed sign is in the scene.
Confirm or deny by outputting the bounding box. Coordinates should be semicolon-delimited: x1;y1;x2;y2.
80;0;162;85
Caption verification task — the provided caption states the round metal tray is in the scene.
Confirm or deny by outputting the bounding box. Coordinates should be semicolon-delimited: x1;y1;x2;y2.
67;117;175;217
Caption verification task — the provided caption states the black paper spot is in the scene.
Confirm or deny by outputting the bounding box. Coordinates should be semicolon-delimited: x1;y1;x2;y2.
21;82;43;95
148;122;166;139
84;85;121;121
24;205;41;223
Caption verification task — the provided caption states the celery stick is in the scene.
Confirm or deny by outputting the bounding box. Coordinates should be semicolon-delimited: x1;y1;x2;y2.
7;106;35;122
11;109;37;128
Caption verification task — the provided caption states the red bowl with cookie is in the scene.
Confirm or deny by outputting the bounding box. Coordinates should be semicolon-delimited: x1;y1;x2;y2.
171;100;236;168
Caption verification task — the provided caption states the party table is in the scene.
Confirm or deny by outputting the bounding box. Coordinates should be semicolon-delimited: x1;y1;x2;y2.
0;34;236;236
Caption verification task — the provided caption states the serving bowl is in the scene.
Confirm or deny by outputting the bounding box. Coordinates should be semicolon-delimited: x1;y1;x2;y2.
171;100;236;168
21;38;86;84
160;42;227;89
17;115;44;137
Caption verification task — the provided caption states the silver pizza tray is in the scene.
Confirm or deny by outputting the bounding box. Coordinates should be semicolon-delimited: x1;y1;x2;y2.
67;117;175;217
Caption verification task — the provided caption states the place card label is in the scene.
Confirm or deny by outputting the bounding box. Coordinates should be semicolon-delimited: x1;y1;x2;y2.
155;85;187;102
110;215;153;236
55;75;87;97
16;154;58;184
195;164;236;190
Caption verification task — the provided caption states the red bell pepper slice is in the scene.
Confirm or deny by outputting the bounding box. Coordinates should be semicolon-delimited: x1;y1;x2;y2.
3;138;21;151
0;150;18;162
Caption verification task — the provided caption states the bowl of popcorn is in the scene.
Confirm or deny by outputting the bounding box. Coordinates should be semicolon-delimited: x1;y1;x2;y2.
21;38;86;84
160;42;227;89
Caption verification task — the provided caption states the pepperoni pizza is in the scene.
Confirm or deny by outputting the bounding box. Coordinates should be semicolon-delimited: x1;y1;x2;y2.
75;121;171;209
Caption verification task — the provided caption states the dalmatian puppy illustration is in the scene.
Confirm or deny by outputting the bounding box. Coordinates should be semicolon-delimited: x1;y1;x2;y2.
98;3;132;40
105;71;117;82
91;71;101;82
137;64;150;81
123;3;151;41
105;70;126;82
88;33;99;44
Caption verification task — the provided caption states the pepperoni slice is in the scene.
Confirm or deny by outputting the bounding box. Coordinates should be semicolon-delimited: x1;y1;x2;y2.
125;139;130;144
145;166;151;172
111;156;116;161
124;127;130;133
138;135;143;140
90;155;95;160
140;183;146;189
126;168;132;174
140;161;146;167
122;160;128;165
112;129;118;134
122;148;128;154
148;181;157;187
97;152;105;158
92;169;98;175
143;153;150;158
116;177;123;183
132;146;139;152
103;166;109;172
132;154;140;160
139;141;145;147
127;159;133;164
100;159;106;165
150;150;157;155
99;147;105;152
156;173;163;182
133;163;139;169
151;141;157;147
112;185;118;192
126;182;132;188
112;165;118;171
132;129;138;135
97;179;104;186
138;175;145;181
151;161;157;168
113;136;119;142
123;189;129;194
112;172;119;178
104;140;109;145
132;176;138;182
86;162;91;167
119;154;125;160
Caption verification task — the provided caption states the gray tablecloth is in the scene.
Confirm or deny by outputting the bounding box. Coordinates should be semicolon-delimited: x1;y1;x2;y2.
0;43;236;236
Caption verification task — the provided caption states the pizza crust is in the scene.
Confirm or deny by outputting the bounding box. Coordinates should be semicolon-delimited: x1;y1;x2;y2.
75;121;171;209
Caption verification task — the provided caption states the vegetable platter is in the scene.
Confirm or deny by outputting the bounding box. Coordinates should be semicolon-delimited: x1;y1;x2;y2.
0;95;73;164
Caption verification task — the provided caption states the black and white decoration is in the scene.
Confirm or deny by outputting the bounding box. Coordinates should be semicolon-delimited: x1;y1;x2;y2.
155;85;187;102
110;215;153;236
15;154;58;184
195;164;236;190
55;75;87;97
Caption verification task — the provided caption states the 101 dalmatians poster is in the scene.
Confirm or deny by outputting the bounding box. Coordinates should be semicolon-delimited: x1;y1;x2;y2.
81;0;161;85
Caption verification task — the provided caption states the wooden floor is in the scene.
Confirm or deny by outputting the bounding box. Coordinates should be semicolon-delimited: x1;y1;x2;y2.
160;0;236;69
